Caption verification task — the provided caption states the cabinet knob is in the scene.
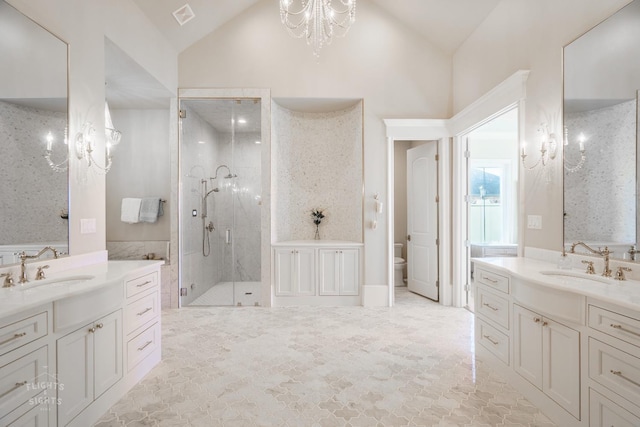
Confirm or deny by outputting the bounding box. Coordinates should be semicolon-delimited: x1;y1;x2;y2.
96;323;104;329
88;327;96;333
542;321;548;327
533;317;541;323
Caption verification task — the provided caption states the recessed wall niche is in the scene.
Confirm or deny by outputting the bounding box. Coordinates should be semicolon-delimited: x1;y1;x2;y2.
272;99;363;243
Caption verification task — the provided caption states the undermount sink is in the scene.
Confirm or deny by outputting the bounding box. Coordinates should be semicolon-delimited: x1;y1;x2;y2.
539;270;612;285
18;275;95;290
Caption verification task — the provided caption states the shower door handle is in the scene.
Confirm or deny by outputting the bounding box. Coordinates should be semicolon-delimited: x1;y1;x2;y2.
225;229;231;244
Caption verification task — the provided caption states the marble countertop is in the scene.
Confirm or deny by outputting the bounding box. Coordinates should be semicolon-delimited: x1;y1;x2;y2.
272;240;364;247
473;257;640;311
0;260;163;320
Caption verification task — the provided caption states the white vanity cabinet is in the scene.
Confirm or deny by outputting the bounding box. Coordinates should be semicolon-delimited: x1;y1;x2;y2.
273;241;362;305
57;310;122;426
513;304;581;418
318;248;359;296
587;300;640;426
274;247;315;296
0;259;162;427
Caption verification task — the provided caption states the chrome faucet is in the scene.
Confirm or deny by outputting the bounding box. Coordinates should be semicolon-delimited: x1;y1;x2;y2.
570;242;612;277
18;247;59;284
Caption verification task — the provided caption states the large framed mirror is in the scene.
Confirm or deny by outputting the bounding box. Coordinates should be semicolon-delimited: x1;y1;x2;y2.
0;0;69;265
563;0;640;260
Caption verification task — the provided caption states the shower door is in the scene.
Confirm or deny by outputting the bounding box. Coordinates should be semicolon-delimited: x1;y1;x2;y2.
179;98;262;306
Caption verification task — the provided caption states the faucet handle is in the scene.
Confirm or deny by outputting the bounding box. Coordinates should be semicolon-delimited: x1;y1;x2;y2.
581;260;596;275
614;266;632;281
1;272;15;288
35;265;50;281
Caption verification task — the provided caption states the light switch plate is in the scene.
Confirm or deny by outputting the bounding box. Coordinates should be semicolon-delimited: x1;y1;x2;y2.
80;218;97;234
527;215;542;230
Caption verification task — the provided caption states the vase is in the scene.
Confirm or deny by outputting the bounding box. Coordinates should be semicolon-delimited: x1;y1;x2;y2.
314;224;320;240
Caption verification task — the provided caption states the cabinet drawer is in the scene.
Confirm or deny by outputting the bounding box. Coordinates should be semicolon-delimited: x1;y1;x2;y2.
589;305;640;348
126;272;158;299
475;267;509;294
127;322;159;372
589;338;640;406
476;319;509;365
126;292;159;335
54;281;123;332
589;388;640;427
476;286;509;329
0;346;47;418
0;312;47;357
1;390;50;427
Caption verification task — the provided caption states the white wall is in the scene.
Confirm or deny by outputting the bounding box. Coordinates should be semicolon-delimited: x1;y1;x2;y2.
453;0;631;251
6;0;177;256
106;109;171;241
179;0;452;303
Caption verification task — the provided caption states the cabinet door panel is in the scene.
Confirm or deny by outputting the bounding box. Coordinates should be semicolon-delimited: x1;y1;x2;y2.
544;318;580;418
57;326;94;426
274;249;296;295
94;310;122;398
340;249;359;296
296;249;316;295
318;250;339;296
513;304;543;388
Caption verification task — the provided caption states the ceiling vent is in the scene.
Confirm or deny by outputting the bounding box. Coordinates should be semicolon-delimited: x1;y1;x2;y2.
172;4;195;26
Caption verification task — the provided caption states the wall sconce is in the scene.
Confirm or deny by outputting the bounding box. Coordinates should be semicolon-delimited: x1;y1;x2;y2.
45;101;122;174
44;127;69;173
521;123;558;170
563;126;587;173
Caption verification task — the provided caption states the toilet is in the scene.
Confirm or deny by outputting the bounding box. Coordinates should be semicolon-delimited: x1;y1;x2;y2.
394;243;407;287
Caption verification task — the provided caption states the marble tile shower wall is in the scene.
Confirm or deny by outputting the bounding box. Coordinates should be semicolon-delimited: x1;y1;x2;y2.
0;100;67;243
564;100;635;243
180;105;223;305
214;131;262;282
273;102;363;242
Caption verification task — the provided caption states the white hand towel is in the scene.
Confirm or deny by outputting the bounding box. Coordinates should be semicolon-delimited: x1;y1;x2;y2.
139;197;161;223
121;198;142;223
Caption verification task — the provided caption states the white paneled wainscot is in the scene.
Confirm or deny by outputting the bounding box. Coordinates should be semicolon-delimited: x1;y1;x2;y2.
272;241;362;306
0;258;162;426
473;256;640;427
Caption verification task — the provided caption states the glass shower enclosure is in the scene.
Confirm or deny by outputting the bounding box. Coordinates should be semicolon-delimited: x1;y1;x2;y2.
179;98;262;306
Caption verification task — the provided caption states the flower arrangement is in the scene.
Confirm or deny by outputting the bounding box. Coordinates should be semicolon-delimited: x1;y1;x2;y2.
311;208;325;240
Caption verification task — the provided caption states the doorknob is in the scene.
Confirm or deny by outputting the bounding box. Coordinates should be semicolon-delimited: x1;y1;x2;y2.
407;235;411;241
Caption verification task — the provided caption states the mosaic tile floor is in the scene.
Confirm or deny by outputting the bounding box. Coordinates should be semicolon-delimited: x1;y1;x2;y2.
95;288;555;426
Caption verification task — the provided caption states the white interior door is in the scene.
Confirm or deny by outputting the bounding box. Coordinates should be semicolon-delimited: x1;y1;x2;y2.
407;143;439;300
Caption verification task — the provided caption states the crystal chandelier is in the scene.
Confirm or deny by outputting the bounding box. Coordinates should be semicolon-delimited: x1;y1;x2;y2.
280;0;356;57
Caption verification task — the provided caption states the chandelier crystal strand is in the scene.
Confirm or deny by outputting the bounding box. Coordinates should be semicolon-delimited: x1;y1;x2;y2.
280;0;356;57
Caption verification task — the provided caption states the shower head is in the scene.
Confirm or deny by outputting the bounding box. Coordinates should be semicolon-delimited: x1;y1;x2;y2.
213;164;237;180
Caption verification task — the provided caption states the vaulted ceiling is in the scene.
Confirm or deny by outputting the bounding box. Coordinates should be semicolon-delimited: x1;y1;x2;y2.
131;0;501;55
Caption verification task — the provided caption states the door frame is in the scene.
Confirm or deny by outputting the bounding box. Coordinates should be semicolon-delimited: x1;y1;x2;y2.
384;122;451;307
384;69;529;308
